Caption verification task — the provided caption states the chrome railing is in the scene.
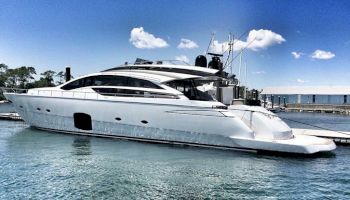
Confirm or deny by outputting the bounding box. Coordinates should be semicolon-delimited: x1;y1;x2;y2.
0;87;179;100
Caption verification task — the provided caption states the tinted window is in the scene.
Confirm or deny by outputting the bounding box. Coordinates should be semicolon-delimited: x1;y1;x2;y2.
61;79;83;90
61;75;162;90
94;76;128;86
166;79;214;101
84;77;94;86
93;88;177;99
128;77;161;89
61;77;95;90
93;88;143;96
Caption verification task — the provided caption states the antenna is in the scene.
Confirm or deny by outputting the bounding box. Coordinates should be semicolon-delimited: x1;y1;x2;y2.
205;32;215;56
245;60;247;88
222;30;249;53
238;51;243;86
223;36;257;70
223;32;234;72
244;60;248;99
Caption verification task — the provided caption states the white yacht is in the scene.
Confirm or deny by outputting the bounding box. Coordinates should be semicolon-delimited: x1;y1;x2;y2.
3;61;335;154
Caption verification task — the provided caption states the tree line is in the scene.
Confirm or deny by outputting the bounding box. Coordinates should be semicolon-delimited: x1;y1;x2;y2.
0;63;73;100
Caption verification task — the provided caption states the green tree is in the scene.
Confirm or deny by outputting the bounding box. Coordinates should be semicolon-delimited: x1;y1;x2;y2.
28;70;57;88
29;78;49;88
55;71;65;85
0;63;7;73
55;71;73;85
0;63;8;87
5;68;18;87
0;63;8;100
5;66;36;88
17;66;36;88
41;70;56;87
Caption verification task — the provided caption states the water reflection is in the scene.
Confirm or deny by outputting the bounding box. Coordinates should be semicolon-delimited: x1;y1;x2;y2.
278;112;350;132
1;119;350;199
71;137;91;156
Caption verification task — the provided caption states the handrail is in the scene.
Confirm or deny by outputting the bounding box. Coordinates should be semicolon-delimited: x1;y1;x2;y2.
0;87;28;94
229;108;276;118
133;59;190;66
1;87;179;100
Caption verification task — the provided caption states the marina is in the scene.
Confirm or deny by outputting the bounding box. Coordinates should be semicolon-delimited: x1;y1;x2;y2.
285;104;350;115
1;0;350;198
261;86;350;115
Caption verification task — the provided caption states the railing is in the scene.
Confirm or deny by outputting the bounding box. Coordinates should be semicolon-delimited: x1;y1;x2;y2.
0;87;179;100
133;59;190;66
229;108;276;118
0;87;28;94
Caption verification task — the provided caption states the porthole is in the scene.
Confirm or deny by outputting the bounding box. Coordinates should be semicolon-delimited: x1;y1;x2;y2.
141;120;148;124
19;105;23;108
115;117;121;121
46;109;51;112
36;108;41;111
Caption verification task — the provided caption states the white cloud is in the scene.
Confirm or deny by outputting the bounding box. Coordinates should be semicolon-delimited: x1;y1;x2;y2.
311;49;335;60
210;40;229;54
175;55;190;63
210;29;285;54
233;39;247;51
291;51;302;59
252;71;266;74
297;79;309;84
129;27;168;49
177;38;198;49
244;29;286;51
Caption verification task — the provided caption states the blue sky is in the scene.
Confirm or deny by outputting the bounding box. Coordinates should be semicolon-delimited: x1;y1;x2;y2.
1;0;350;89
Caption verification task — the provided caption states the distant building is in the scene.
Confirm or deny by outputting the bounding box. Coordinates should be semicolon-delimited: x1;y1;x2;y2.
261;86;350;105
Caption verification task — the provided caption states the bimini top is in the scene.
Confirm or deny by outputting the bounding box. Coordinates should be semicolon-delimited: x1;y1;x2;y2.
103;64;220;77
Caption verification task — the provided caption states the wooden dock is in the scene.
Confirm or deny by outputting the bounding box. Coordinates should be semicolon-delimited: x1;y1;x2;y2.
292;128;350;144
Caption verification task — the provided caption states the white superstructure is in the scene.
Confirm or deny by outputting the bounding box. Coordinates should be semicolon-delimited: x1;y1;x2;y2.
3;63;335;154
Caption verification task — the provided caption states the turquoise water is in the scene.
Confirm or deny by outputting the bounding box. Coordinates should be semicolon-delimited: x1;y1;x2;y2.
1;113;350;199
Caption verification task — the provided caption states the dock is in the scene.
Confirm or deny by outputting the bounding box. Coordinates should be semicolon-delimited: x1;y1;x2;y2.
261;86;350;115
286;104;350;115
0;113;23;121
293;128;350;144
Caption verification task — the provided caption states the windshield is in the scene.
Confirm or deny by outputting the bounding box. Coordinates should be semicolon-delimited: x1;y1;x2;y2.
165;79;216;101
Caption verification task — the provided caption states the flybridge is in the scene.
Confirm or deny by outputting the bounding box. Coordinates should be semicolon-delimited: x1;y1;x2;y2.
103;65;221;77
102;57;226;77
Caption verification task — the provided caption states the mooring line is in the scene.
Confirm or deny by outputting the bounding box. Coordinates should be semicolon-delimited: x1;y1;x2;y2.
280;117;350;136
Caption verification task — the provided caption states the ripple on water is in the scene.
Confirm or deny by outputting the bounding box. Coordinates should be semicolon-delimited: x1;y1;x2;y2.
0;115;350;199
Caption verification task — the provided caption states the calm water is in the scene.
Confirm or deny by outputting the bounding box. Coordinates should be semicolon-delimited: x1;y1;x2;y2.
1;113;350;199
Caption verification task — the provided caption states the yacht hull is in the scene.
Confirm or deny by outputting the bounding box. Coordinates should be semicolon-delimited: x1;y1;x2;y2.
6;94;254;148
5;93;336;154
